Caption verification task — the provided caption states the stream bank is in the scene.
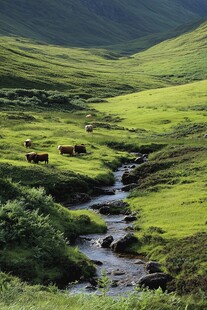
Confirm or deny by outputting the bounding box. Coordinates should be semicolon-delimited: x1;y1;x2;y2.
69;162;148;296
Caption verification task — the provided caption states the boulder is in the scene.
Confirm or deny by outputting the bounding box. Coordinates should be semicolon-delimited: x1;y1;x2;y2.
134;154;148;164
122;170;137;185
93;187;115;195
110;233;138;253
91;260;103;266
99;235;114;248
142;154;148;160
90;200;129;215
130;165;136;169
88;277;98;287
112;269;125;276
134;156;144;164
122;183;137;192
124;215;137;222
99;206;110;214
85;285;96;291
145;261;162;274
138;273;172;291
134;259;145;265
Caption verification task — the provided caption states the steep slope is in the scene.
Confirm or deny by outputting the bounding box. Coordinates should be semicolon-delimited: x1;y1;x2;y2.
179;0;207;16
0;0;206;46
108;18;207;54
131;20;207;84
0;20;206;96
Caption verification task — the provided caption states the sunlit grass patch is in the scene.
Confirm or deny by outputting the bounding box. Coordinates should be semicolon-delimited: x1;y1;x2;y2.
130;182;207;239
91;80;207;136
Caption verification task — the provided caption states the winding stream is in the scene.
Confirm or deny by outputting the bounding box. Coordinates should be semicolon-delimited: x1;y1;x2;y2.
69;164;147;296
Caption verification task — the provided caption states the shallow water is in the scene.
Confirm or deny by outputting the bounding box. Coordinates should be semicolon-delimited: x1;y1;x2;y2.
69;164;147;296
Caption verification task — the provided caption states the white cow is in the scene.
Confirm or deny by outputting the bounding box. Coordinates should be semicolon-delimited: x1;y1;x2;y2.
24;139;32;148
85;124;93;133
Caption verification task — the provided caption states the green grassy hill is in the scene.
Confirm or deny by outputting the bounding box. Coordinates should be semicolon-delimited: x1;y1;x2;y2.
0;0;206;46
108;18;207;54
1;0;207;306
91;79;207;294
0;82;207;300
179;0;207;16
0;20;207;97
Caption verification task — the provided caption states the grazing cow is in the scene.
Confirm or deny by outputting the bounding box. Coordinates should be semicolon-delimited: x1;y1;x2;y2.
86;114;92;118
25;152;37;163
33;153;49;164
74;144;86;154
24;139;32;148
58;145;74;155
85;124;93;133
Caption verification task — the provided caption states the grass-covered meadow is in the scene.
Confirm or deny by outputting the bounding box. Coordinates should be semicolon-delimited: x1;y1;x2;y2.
0;89;132;181
1;81;207;305
92;79;207;295
0;19;207;309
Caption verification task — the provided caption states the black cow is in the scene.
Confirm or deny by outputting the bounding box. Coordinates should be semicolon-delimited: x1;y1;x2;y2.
74;144;86;154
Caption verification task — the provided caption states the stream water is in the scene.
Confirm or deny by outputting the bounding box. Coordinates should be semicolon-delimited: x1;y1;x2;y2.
69;164;147;296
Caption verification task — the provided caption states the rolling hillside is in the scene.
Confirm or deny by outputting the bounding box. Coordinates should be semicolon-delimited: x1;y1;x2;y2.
0;0;207;46
0;20;207;97
0;0;207;307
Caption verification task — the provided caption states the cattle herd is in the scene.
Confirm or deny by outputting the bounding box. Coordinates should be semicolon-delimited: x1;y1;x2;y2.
24;124;93;164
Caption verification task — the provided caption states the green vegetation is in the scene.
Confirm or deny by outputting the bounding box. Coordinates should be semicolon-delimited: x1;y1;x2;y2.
0;3;207;308
0;273;206;310
0;88;129;287
92;80;207;295
0;36;168;97
0;0;205;46
0;180;106;286
1;81;207;301
0;20;207;97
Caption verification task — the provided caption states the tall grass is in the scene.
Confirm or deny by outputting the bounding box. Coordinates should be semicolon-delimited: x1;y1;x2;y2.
0;277;206;310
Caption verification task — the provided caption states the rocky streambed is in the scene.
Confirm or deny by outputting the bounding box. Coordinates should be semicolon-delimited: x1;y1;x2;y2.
69;158;170;295
68;161;148;296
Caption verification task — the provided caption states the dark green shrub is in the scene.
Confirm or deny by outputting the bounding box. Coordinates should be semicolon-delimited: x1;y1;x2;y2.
0;178;20;203
0;89;86;111
106;141;166;153
0;200;67;249
0;199;95;286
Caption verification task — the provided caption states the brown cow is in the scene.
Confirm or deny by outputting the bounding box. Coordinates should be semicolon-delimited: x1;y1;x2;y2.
58;145;74;155
33;153;49;164
25;152;36;163
74;144;86;154
24;139;32;148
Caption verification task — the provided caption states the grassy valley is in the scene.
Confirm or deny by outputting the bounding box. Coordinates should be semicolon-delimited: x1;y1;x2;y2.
0;20;207;97
0;2;207;309
0;0;206;46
